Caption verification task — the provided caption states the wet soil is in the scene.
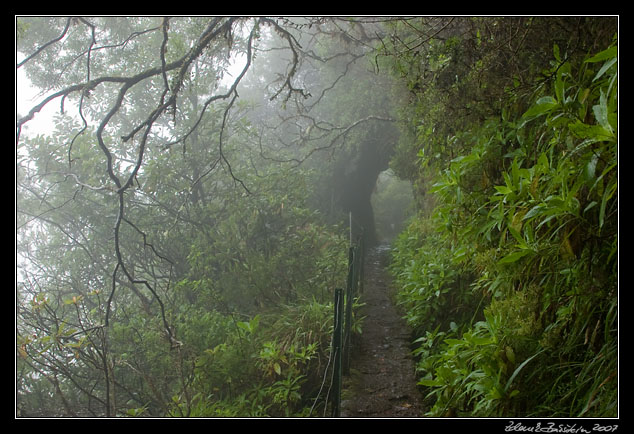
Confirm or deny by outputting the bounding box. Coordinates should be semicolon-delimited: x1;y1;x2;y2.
340;244;425;418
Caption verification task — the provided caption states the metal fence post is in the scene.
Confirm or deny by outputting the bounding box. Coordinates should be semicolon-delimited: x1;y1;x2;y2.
331;288;344;417
343;246;354;376
327;214;368;417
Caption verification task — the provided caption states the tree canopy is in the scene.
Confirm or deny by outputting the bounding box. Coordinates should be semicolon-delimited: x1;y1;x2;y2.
17;16;404;417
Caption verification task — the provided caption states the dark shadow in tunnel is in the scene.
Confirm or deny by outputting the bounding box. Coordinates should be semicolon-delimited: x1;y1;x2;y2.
332;136;394;246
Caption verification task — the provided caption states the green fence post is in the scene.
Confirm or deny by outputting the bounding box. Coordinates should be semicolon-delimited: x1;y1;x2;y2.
331;288;344;417
343;246;354;375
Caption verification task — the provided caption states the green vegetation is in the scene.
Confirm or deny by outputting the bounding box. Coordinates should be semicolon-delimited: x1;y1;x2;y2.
387;18;617;417
16;17;617;418
16;17;358;417
17;123;349;416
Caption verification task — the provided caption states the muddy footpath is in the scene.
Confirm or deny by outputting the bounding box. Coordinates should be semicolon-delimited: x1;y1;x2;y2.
340;244;425;418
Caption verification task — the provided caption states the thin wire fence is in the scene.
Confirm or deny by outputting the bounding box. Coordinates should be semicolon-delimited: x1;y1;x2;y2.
309;213;365;417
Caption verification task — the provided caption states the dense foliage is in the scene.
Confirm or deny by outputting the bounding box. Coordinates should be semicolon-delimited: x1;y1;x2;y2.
16;107;350;417
16;16;617;418
387;17;617;417
16;17;364;417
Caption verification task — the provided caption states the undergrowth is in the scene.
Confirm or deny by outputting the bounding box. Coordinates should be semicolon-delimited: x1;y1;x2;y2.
390;41;617;418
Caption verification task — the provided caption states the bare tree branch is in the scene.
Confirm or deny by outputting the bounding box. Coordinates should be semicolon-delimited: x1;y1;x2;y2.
17;17;73;68
17;17;246;351
17;17;397;360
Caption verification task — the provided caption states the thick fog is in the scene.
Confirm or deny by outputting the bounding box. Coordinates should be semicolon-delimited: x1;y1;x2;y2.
16;16;415;417
18;16;616;419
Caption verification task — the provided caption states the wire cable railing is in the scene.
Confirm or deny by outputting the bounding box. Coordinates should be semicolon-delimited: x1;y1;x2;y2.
309;213;365;417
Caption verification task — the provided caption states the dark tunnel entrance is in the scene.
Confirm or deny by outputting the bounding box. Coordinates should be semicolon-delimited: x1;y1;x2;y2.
331;138;389;246
335;166;414;246
338;166;385;246
329;136;413;246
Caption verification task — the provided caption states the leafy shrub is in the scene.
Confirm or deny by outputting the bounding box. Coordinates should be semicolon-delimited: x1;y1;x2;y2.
168;296;336;417
390;40;617;417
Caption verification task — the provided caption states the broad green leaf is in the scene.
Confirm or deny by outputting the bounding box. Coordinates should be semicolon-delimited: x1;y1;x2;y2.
593;57;617;82
536;95;558;106
451;153;479;164
444;338;464;347
236;321;251;332
523;96;558;118
507;225;526;247
498;249;531;265
523;204;546;221
520;96;558;125
585;46;617;63
569;121;614;141
554;62;570;103
553;43;561;62
418;378;444;387
470;335;495;346
494;185;512;195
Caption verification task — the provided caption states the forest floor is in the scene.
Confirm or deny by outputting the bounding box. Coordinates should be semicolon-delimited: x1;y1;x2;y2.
339;244;426;418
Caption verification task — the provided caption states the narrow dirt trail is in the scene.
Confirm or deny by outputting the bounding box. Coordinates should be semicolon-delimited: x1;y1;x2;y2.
340;244;425;418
